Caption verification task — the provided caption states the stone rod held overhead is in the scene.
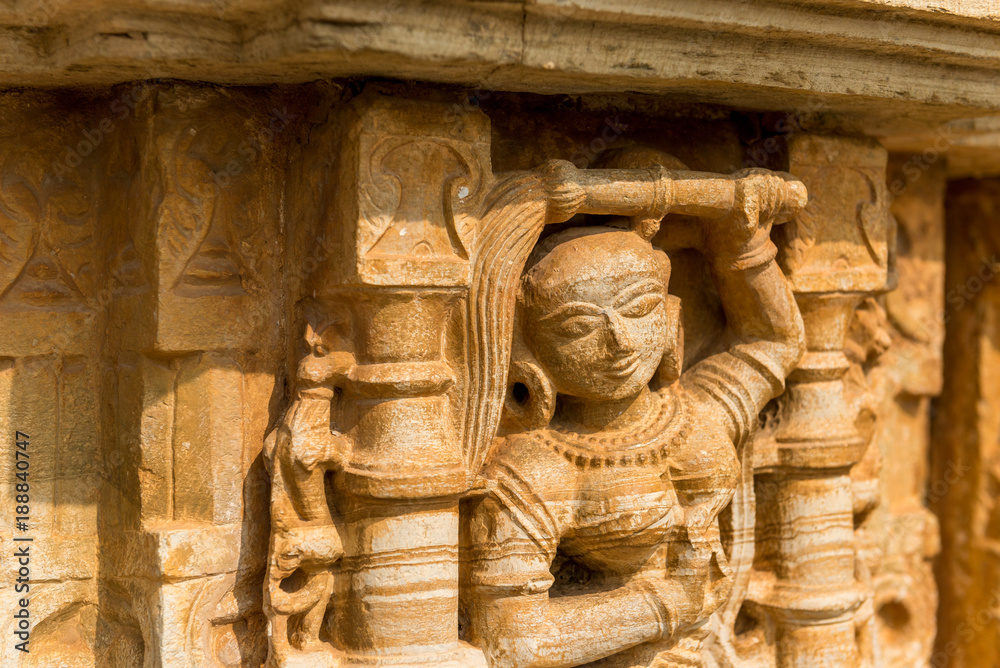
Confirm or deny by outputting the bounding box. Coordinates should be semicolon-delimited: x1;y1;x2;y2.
542;160;808;224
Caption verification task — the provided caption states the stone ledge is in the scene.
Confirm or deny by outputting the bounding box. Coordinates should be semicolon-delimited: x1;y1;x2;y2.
0;0;998;129
119;523;244;581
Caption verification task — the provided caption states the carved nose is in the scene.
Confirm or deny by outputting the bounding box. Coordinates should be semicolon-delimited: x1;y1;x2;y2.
604;310;633;352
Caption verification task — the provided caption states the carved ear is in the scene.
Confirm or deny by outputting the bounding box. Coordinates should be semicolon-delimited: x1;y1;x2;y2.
501;328;556;434
657;295;684;386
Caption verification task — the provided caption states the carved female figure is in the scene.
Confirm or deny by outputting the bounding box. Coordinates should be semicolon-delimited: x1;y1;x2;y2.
263;132;806;667
462;170;806;667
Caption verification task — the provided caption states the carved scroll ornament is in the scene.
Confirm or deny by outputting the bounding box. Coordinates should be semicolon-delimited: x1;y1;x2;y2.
263;95;808;668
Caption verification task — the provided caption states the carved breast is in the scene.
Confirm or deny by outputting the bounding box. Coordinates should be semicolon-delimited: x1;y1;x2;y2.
559;464;680;575
548;391;689;575
480;390;695;578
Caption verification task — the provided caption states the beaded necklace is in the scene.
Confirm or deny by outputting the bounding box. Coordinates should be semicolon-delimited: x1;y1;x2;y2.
540;389;689;469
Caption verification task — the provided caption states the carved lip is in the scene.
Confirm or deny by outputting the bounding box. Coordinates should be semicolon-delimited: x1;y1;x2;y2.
607;353;640;377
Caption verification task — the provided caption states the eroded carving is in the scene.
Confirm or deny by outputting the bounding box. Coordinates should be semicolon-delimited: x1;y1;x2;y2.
0;79;954;668
728;135;895;668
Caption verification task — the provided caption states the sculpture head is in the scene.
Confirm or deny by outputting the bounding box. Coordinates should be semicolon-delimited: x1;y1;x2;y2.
519;227;675;403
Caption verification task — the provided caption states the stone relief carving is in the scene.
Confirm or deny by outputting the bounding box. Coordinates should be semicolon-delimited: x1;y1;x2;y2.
0;98;107;668
263;92;809;668
0;81;956;668
840;155;943;668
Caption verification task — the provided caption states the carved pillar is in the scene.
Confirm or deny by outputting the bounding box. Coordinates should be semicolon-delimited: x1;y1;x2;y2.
933;177;1000;668
851;154;944;667
270;89;805;668
307;92;490;667
755;135;891;666
0;92;107;668
100;84;284;668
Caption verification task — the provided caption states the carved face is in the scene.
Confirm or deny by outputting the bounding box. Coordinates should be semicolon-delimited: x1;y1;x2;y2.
523;229;670;401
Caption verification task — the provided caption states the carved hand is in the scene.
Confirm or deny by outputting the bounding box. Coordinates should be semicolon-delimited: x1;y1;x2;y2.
637;543;735;642
703;168;807;261
687;539;735;616
634;576;700;641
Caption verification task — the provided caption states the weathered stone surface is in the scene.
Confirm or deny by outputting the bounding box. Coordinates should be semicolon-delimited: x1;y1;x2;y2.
880;115;1000;179
0;1;994;132
0;4;995;665
847;154;946;668
717;134;893;668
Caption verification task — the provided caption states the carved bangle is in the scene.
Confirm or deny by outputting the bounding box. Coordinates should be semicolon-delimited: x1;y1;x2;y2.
712;237;778;273
648;164;673;221
635;580;672;639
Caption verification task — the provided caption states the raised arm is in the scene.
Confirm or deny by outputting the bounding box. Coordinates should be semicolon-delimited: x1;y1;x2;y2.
681;169;807;445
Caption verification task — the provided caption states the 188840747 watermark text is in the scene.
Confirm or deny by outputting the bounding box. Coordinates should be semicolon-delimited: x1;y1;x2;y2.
11;431;31;654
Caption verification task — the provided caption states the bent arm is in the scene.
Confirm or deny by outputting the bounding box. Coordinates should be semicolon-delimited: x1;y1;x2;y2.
684;255;804;445
468;585;666;668
714;253;804;381
682;171;806;444
464;494;696;668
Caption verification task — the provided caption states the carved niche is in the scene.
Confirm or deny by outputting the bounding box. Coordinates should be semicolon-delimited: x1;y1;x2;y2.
262;90;811;668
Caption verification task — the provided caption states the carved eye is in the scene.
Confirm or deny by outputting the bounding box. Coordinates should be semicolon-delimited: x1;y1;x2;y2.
556;315;600;338
618;294;662;318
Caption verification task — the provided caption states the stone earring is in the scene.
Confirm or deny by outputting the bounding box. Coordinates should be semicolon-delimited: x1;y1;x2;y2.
501;326;557;434
657;295;684;386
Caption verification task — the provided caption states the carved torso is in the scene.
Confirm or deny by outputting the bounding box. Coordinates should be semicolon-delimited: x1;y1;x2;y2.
468;377;741;588
480;389;689;579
